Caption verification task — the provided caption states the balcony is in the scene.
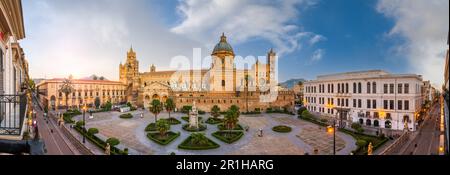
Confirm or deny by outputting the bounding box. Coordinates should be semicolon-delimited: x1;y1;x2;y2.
0;94;27;138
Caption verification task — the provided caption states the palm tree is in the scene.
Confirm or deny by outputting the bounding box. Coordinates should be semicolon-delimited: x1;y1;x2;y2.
149;99;163;123
211;105;221;119
224;105;240;136
190;133;207;145
165;98;175;119
59;78;74;110
156;119;170;138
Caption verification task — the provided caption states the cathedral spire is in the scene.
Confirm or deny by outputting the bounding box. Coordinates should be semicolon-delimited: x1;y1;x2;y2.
220;32;227;42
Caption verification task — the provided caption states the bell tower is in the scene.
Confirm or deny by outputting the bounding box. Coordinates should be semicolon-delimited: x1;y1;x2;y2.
119;46;141;105
266;48;277;84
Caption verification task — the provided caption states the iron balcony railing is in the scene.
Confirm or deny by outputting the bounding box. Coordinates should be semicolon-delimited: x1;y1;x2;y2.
0;94;27;136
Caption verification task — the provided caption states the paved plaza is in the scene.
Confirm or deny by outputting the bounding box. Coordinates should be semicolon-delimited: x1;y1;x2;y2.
72;110;356;155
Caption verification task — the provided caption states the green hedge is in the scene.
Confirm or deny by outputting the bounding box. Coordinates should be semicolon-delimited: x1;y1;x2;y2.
74;126;127;155
178;135;220;150
182;124;207;132
146;131;180;145
119;113;133;119
63;110;82;123
205;118;223;124
298;115;328;127
212;131;244;144
161;118;181;125
218;124;244;131
338;128;389;155
145;123;157;132
272;125;292;133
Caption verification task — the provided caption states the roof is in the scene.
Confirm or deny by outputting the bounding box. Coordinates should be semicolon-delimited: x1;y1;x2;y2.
38;78;125;86
212;33;234;55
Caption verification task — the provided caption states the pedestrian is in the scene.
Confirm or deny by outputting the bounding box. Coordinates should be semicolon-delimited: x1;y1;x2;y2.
414;143;417;148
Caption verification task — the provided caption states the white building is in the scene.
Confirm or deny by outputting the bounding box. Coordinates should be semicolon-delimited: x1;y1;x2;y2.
1;0;29;140
304;70;423;131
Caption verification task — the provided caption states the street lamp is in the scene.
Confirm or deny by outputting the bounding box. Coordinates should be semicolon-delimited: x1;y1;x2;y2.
326;104;337;155
82;103;87;144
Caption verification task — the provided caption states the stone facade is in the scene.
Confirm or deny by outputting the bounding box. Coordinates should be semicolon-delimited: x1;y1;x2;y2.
119;34;295;112
37;79;127;110
304;70;423;131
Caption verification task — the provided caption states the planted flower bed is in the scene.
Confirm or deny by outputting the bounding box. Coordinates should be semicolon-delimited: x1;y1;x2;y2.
212;131;244;144
147;131;180;145
272;125;292;133
205;117;223;124
145;123;157;132
161;118;181;125
119;113;133;119
178;133;220;150
182;124;207;132
218;124;244;131
73;126;127;155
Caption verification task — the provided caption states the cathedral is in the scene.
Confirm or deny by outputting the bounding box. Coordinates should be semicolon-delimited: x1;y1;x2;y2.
119;34;294;112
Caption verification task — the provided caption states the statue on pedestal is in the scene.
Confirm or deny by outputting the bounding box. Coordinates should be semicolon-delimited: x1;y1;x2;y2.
367;142;373;155
105;143;111;155
189;102;199;129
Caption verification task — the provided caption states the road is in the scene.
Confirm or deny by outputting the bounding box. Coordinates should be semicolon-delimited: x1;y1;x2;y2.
32;97;75;155
401;102;441;155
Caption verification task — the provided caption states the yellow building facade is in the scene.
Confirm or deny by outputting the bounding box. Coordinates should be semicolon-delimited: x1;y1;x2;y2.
38;79;127;110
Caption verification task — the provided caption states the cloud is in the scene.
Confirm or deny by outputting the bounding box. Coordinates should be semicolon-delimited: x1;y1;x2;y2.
309;35;326;45
22;0;205;80
310;49;324;62
377;0;449;86
171;0;324;56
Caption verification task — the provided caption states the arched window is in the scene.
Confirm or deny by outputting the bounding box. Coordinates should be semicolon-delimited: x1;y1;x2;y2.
374;120;380;127
372;82;377;93
367;82;371;94
358;83;362;94
366;119;372;126
222;80;225;87
353;83;357;93
345;83;349;93
359;119;364;125
385;121;392;129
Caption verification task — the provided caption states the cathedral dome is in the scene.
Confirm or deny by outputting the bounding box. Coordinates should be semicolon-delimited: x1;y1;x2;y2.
212;33;234;55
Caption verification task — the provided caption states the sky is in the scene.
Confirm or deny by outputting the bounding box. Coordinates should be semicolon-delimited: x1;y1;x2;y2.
21;0;449;87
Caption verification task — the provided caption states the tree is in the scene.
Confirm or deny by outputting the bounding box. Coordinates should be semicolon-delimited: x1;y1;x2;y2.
106;137;120;146
190;133;207;145
59;78;74;110
149;99;163;123
156;119;170;138
94;97;101;109
88;128;99;135
29;79;36;92
99;76;105;80
211;105;221;119
297;107;307;116
104;101;112;111
165;98;175;119
224;105;240;132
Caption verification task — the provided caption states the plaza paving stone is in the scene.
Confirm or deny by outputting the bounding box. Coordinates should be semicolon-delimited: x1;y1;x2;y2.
72;110;356;155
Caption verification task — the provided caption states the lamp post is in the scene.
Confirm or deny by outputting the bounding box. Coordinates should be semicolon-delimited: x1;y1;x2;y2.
326;104;337;155
82;104;87;144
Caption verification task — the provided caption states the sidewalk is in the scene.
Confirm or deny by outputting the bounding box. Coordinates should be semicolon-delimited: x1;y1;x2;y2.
50;111;104;155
